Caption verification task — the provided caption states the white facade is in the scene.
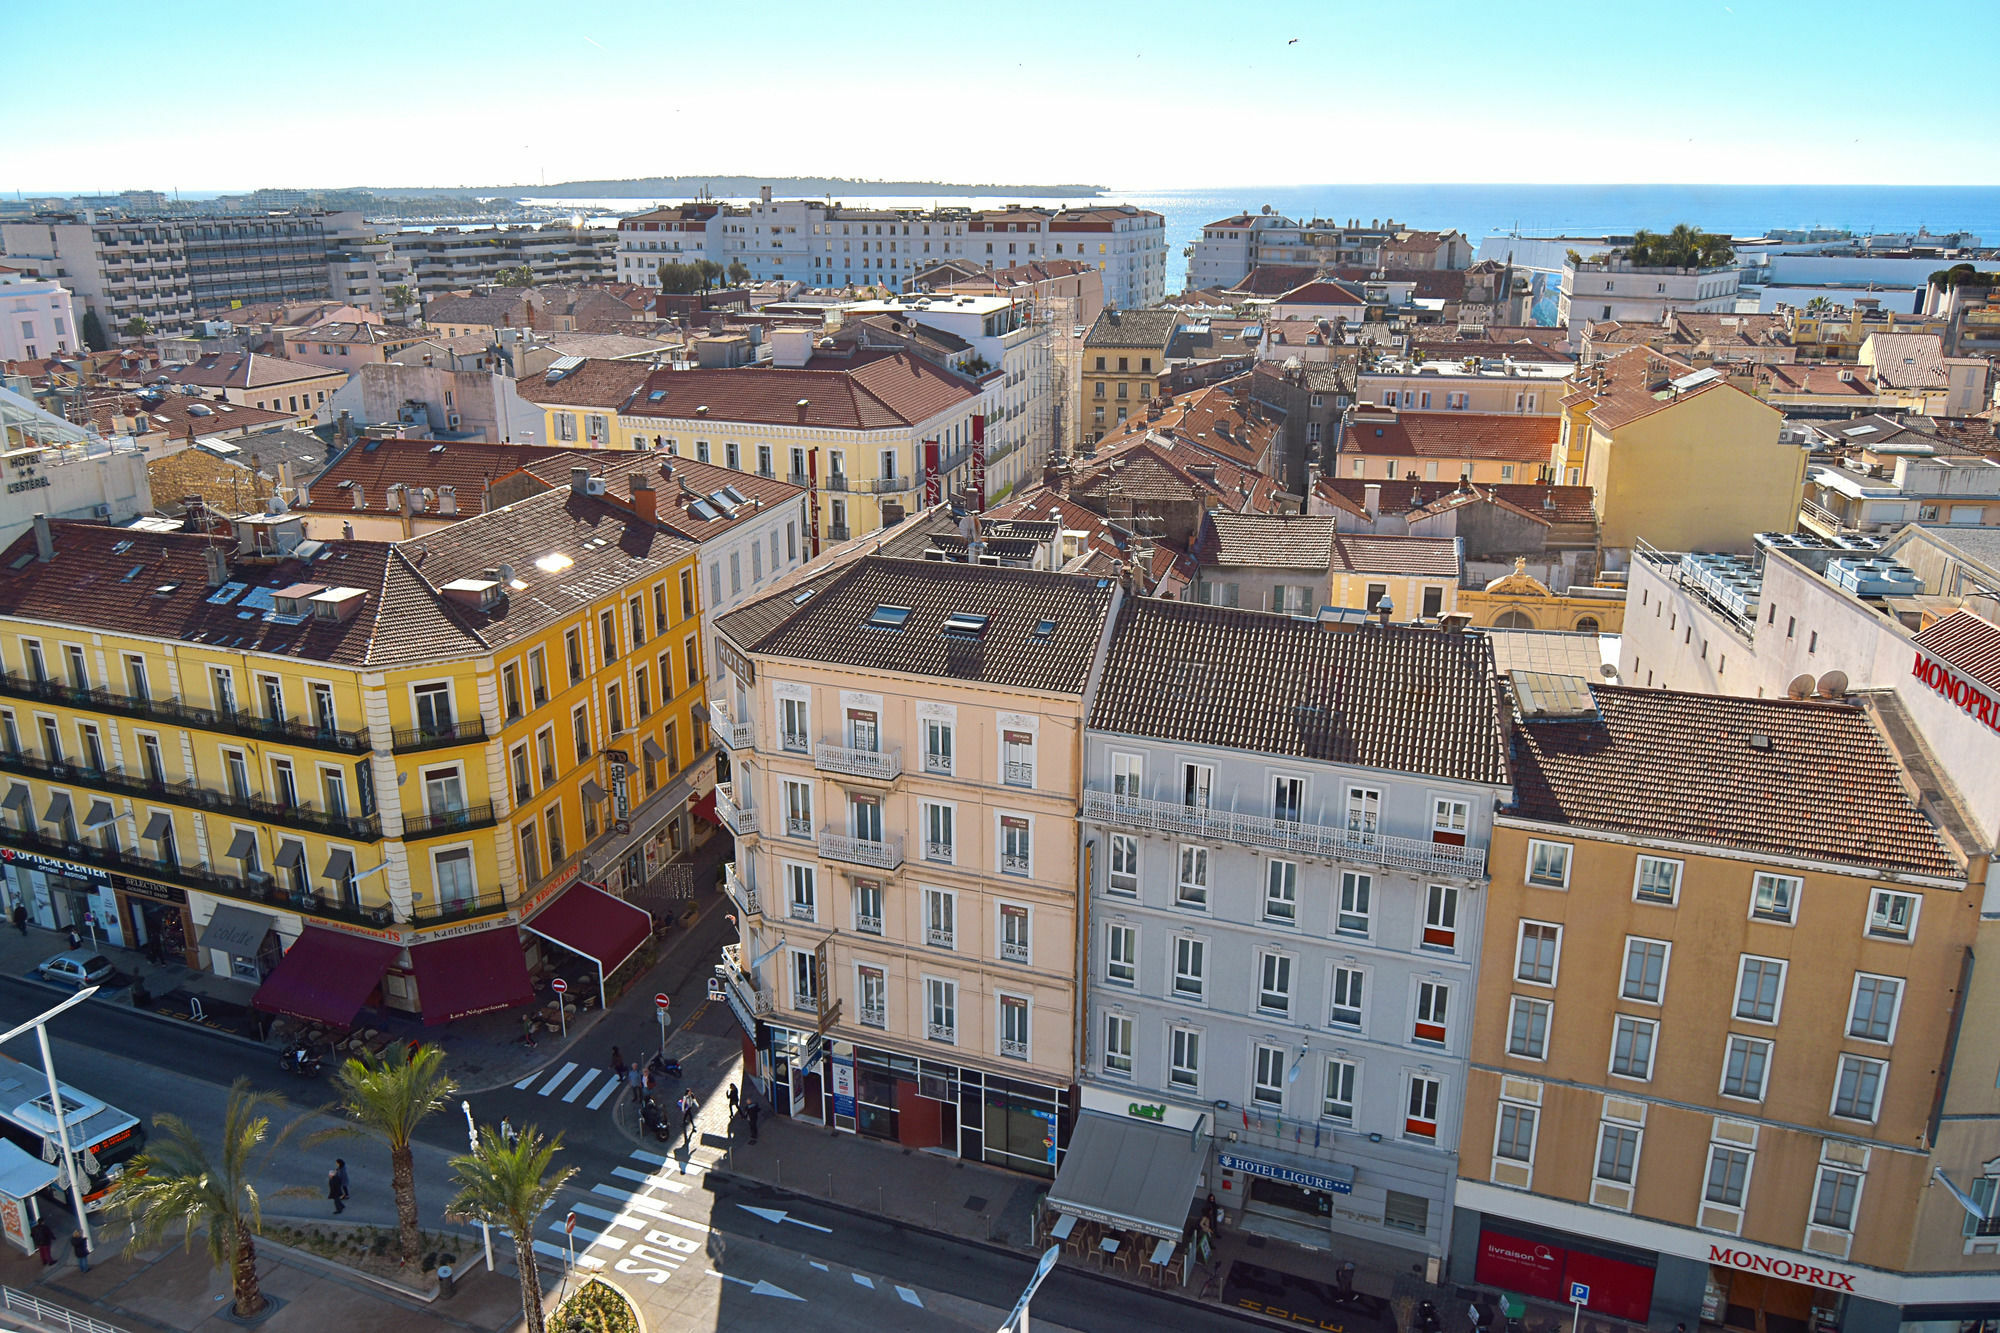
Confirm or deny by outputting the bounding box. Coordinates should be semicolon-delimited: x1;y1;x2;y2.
1559;256;1740;347
1185;213;1302;291
0;442;152;549
696;493;813;687
1059;209;1168;310
0;271;77;361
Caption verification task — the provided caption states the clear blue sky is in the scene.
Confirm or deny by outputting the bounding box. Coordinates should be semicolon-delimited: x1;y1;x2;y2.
8;0;1997;192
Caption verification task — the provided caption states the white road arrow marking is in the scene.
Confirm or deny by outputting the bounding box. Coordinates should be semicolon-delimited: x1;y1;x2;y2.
737;1204;833;1233
706;1269;804;1301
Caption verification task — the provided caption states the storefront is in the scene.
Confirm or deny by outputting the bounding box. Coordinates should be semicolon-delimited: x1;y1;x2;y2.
194;904;281;983
0;848;126;948
1215;1149;1357;1247
1472;1224;1660;1324
835;1039;1070;1178
113;875;197;968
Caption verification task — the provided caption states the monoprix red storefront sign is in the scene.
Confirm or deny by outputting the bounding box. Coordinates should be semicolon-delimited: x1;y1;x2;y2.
1476;1230;1656;1323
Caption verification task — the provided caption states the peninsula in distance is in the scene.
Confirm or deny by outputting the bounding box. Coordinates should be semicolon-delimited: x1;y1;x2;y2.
357;174;1109;200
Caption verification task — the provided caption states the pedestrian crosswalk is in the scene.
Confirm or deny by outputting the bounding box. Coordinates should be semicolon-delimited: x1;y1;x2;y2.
513;1063;626;1110
534;1148;715;1277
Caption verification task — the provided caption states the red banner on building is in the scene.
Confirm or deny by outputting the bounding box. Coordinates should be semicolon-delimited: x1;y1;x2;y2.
971;414;986;512
923;439;940;506
1474;1230;1655;1324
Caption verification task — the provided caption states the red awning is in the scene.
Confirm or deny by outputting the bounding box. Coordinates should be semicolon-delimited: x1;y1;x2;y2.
251;928;400;1028
409;927;536;1025
689;790;719;826
523;881;653;1005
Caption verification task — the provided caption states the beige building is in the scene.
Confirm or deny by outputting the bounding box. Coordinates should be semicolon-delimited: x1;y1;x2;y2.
161;352;348;429
1453;678;1994;1333
711;556;1118;1176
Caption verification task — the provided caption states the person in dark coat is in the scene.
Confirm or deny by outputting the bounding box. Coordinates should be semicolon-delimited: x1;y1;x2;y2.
744;1099;760;1143
30;1218;53;1265
726;1083;740;1122
11;903;27;936
329;1159;349;1214
70;1229;89;1272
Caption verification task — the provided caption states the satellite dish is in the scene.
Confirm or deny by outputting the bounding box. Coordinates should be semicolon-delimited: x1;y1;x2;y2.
1599;662;1618;678
1787;674;1816;699
1817;670;1849;699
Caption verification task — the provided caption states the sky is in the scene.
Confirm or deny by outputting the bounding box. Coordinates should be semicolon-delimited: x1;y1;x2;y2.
8;0;1999;194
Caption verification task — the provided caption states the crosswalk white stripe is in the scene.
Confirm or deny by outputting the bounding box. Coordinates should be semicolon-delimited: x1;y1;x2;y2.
599;1170;690;1197
590;1185;685;1220
533;1239;604;1270
561;1069;601;1104
548;1221;625;1251
514;1073;538;1090
586;1078;620;1110
536;1062;577;1096
628;1148;708;1173
569;1202;645;1231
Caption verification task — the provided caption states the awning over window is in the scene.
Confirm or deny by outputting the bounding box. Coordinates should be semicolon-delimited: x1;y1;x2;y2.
580;779;606;805
1045;1112;1207;1242
642;737;667;763
224;828;257;861
409;927;535;1025
275;840;306;870
322;848;354;881
2;786;29;814
197;904;276;960
689;789;719;826
83;799;115;830
41;792;71;826
690;702;709;724
251;928;399;1028
141;810;173;841
523;881;652;1008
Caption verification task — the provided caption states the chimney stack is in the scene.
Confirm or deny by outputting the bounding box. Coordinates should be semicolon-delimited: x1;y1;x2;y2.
1374;592;1393;626
1363;483;1381;522
570;465;590;495
629;473;658;523
31;514;52;563
202;545;228;589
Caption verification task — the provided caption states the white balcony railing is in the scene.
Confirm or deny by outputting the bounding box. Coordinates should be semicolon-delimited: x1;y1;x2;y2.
784;815;813;839
926;926;955;949
1004;761;1035;788
815;741;902;782
924;840;955;864
927;1022;957;1044
818;828;905;870
715;783;757;835
1001;940;1030;964
922;752;953;776
712;707;753;752
1000;1037;1029;1060
788;899;816;922
1081;789;1487;879
724;863;760;917
861;1004;887;1029
780;730;811;755
855;913;883;935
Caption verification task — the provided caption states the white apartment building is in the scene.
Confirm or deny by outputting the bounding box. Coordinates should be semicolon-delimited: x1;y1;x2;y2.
396;224;616;297
1185;212;1302;291
1559;253;1740;348
616;204;723;285
0;270;77;361
1050;207;1168;310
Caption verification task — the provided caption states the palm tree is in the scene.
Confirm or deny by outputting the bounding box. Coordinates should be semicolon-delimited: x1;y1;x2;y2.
115;1079;291;1317
315;1042;458;1270
447;1124;577;1333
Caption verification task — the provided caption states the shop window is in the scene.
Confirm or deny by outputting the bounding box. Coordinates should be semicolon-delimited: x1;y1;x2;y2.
1383;1190;1429;1235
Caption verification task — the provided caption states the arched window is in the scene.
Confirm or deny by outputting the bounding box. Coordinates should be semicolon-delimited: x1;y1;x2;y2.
1494;610;1534;629
1575;616;1601;634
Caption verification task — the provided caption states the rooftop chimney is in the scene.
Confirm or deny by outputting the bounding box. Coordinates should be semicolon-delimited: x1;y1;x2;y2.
629;473;658;524
1374;592;1393;626
1363;483;1381;522
438;485;457;515
202;545;228;589
570;465;590;495
31;514;52;563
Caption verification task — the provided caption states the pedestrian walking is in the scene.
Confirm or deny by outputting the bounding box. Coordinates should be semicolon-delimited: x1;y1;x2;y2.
726;1083;740;1120
500;1116;516;1146
744;1098;760;1144
680;1091;698;1147
65;926;81;950
70;1229;89;1273
329;1159;349;1214
11;903;26;936
30;1218;53;1266
611;1046;626;1082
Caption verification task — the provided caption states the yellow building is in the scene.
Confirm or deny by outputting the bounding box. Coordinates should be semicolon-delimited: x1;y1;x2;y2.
162;352;348;430
1335;407;1561;486
1454;680;1991;1332
1557;348;1799;553
1786;303;1947;361
0;478;707;1025
1458;559;1627;633
1081;308;1178;442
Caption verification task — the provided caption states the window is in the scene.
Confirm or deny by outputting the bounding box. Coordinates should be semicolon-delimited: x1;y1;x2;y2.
1621;938;1670;1004
1422;884;1458;950
1111;752;1142;802
925;977;957;1043
1517;922;1560;984
853;879;883;934
1271;775;1304;822
1002;730;1034;787
1169;1027;1201;1090
779;696;809;752
634;666;651;719
1735;955;1787;1023
781;779;813;838
1833;1054;1886;1122
1610;1015;1657;1080
923;888;956;949
528;647;548;704
1000;904;1030;964
922;801;955;862
790;950;817;1011
501;663;522;721
1508;997;1550;1060
1414;981;1449;1045
1431;797;1469;844
786;862;816;921
858;965;887;1028
922;718;953;775
605;683;623;736
1705;1147;1751;1208
1813;1166;1862;1232
1176;844;1210;908
1751;872;1799;924
1105;924;1137;986
1000;816;1031;875
1634;856;1681;904
1405;1075;1441;1141
1108;834;1139;895
1252;1045;1287;1106
1595;1124;1640;1184
1848;974;1902;1043
1103;1014;1133;1076
999;996;1030;1059
571;705;591;762
1182;762;1213;810
1172;936;1205;1000
1338;872;1372;936
1258;952;1293;1016
1264;860;1298;923
1722;1035;1772;1101
1496;1103;1538;1163
1527;840;1570;888
1330;967;1365;1028
1867;888;1918;941
564;628;583;683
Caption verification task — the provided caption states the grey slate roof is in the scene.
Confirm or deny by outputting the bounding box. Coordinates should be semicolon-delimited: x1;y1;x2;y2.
1090;598;1508;786
1084;308;1180;351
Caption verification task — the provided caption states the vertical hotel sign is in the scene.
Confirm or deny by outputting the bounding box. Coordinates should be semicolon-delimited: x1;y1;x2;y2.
971;414;987;512
922;439;941;506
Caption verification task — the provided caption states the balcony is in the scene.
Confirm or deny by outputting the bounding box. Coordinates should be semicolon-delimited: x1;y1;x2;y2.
825;525;852;543
719;946;774;1017
1000;1037;1029;1060
402;802;498;840
855;912;882;935
390;719;488;754
868;476;916;494
926;1023;956;1044
787;898;816;922
408;888;510;927
1001;940;1030;964
1003;761;1035;788
713;708;754;752
814;741;901;782
0;749;383;842
779;730;810;755
922;752;953;777
923;840;954;864
0;671;373;754
817;828;904;871
1081;789;1487;879
926;926;955;949
860;1003;887;1029
783;814;812;839
715;783;757;836
723;863;761;918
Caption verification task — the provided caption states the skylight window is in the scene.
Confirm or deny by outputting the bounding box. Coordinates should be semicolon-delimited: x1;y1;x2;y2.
1031;618;1057;639
792;588;817;605
868;604;912;630
942;612;990;639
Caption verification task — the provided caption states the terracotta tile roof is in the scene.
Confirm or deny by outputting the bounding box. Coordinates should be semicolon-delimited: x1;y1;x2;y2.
512;451;806;541
1317;478;1598;526
1096;383;1279;471
288;323;428;348
1755;361;1877;399
1911;609;2000;693
82;390;292;441
423;292;536;329
1229;265;1320;297
1204;513;1334;569
1333;533;1460;578
622;355;978;430
0;522;484;667
1089;598;1508;785
1084;308;1180;351
1408;333;1575;365
164;353;340;390
739;556;1116;693
300;440;572;515
514;358;657;409
1072;431;1285;514
1507;683;1960;878
1346;410;1560;464
985;491;1196;595
1568;347;1751;429
1865;333;1949;389
1274;280;1370;308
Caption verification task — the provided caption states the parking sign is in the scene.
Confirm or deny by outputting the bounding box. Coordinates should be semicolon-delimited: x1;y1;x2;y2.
1569;1282;1590;1306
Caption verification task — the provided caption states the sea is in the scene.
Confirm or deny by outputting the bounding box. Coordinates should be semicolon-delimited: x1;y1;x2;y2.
484;184;2000;293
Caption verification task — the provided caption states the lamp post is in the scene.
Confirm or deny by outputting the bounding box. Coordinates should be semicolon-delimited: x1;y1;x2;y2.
0;987;101;1251
996;1245;1061;1333
460;1100;494;1271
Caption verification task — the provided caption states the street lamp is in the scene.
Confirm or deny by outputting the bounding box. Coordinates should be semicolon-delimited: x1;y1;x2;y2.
460;1100;494;1271
996;1245;1061;1333
0;986;102;1251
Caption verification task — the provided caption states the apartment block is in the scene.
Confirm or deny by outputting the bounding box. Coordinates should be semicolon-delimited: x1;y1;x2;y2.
1559;252;1741;347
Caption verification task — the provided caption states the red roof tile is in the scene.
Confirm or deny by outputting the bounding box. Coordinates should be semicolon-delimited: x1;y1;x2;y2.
1346;411;1559;464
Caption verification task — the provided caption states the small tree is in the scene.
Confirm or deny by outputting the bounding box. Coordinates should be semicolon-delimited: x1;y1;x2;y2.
315;1042;458;1270
385;283;419;317
116;1079;292;1317
122;314;152;339
496;266;535;288
726;259;751;285
697;260;725;290
656;260;705;294
447;1125;577;1333
81;309;109;351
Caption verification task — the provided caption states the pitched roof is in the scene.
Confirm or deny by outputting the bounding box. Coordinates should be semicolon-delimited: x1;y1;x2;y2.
146;448;277;513
80;390;292;441
1332;533;1460;578
300;440;571;515
423;291;536;329
623;354;978;431
984;491;1196;596
1089;599;1508;785
1204;513;1335;569
1070;433;1285;515
514;358;657;409
738;556;1116;693
1911;609;2000;693
1096;383;1279;471
1084;308;1180;351
1345;410;1560;463
1865;333;1949;389
1567;347;1751;429
512;451;807;542
1756;360;1878;399
1315;477;1598;526
164;353;340;389
1274;280;1370;308
1507;683;1959;878
288;323;428;348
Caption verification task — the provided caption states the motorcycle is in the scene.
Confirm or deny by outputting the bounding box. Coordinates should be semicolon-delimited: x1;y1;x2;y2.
648;1053;681;1082
640;1096;672;1143
278;1045;323;1078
